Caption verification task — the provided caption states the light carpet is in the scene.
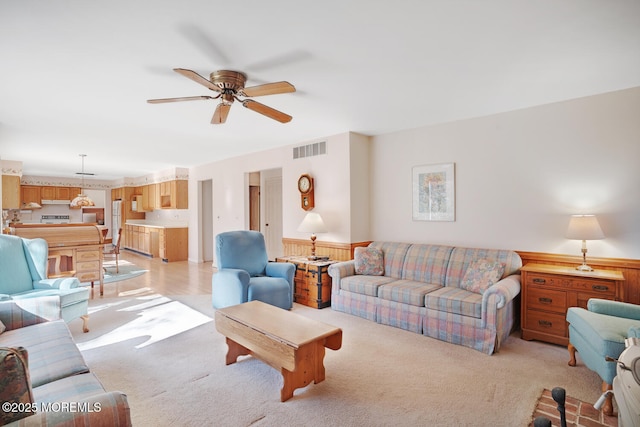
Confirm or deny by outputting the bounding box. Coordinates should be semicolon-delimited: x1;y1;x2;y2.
68;295;603;427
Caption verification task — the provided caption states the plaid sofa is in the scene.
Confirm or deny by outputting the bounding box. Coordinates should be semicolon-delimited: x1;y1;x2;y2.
328;242;522;354
0;296;131;426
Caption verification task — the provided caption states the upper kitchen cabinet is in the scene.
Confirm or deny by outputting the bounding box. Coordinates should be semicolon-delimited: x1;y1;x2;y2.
20;185;41;207
159;180;188;209
2;175;21;209
40;186;81;201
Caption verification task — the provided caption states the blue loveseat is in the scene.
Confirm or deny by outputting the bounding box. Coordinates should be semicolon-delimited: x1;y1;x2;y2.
0;234;89;332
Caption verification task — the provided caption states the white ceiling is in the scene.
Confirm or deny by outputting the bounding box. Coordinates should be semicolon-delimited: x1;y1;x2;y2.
2;1;639;181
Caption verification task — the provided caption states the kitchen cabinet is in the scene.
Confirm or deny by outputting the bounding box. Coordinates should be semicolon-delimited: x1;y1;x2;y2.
21;185;41;207
124;224;187;261
159;227;188;262
2;175;21;209
40;186;82;200
160;180;188;209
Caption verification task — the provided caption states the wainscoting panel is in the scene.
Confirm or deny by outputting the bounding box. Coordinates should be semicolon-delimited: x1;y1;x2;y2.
282;238;371;262
517;251;640;305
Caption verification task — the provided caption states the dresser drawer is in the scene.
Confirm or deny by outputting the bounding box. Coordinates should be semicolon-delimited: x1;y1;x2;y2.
76;250;100;262
526;287;566;314
77;271;100;282
570;279;615;295
77;260;100;272
526;310;567;337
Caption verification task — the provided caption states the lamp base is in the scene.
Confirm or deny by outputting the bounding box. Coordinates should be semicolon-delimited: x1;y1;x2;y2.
575;263;594;272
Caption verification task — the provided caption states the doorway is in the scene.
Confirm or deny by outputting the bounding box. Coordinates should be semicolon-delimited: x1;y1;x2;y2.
200;179;214;263
247;169;283;260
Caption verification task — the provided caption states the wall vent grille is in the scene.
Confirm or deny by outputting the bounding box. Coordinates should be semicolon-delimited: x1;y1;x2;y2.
293;141;326;159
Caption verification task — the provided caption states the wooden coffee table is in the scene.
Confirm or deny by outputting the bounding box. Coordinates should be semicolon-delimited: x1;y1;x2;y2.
215;300;342;402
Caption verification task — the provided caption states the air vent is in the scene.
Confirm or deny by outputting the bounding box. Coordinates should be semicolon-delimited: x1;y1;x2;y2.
293;141;326;159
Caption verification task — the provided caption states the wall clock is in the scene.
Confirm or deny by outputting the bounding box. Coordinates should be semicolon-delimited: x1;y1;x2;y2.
297;174;315;211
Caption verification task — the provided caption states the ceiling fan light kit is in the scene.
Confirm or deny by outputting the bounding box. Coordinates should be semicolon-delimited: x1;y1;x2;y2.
148;68;295;124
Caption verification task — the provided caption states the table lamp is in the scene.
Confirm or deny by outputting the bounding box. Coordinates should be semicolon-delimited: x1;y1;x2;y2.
565;214;604;271
297;212;328;260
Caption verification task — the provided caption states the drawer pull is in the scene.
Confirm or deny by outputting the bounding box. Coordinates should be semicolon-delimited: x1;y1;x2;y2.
538;297;553;304
592;285;609;292
538;320;553;328
532;278;546;284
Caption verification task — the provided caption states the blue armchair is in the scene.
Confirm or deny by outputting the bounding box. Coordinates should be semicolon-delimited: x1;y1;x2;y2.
0;234;89;332
567;298;640;415
212;231;295;310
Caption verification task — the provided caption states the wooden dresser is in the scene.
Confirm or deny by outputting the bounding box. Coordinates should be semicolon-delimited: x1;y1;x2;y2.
520;263;625;346
12;224;105;295
276;256;336;309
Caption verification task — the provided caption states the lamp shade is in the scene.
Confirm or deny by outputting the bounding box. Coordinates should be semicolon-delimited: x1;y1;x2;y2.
297;212;328;234
565;215;604;240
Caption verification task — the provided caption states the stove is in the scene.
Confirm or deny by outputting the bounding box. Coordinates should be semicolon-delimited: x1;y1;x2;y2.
41;215;70;224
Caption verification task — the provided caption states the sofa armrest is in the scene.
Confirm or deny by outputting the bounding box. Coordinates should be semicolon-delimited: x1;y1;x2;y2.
482;274;521;312
328;261;356;297
5;391;132;427
328;261;356;282
587;298;640;320
33;277;81;290
0;297;61;331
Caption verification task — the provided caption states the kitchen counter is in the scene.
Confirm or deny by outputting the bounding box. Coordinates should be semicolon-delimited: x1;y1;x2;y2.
123;222;188;261
125;220;188;229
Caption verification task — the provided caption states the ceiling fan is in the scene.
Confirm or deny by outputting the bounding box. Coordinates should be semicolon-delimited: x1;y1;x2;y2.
147;68;296;124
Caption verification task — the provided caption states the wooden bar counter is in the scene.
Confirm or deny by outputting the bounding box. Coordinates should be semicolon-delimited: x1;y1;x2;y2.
11;223;105;295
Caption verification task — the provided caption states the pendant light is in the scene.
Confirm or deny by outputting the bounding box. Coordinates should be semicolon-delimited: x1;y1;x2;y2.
70;154;95;208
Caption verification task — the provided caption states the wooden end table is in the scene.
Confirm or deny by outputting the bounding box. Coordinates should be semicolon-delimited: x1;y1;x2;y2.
215;300;342;401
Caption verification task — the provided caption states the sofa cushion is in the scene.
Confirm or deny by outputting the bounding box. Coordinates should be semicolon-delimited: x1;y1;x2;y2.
369;242;412;279
425;287;483;318
401;244;454;285
459;259;505;294
354;247;384;276
33;372;106;404
378;280;441;307
0;320;89;388
340;275;395;297
444;247;522;288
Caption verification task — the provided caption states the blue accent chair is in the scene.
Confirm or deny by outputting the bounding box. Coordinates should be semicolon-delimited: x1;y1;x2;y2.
212;230;295;310
567;298;640;415
0;234;90;332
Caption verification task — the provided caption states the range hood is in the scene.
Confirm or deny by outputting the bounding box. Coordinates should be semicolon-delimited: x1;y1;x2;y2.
41;199;72;205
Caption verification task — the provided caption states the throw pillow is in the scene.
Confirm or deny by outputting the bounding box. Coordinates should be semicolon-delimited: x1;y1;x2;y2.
0;346;35;424
459;259;505;294
354;247;384;276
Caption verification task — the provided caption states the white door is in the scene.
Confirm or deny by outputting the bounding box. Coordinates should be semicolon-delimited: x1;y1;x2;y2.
263;174;283;260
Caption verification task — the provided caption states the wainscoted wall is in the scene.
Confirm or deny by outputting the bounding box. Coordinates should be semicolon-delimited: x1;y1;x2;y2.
282;238;370;262
283;238;640;305
517;251;640;305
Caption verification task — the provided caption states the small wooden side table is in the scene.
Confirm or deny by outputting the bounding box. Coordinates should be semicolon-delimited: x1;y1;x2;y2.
276;256;336;309
520;263;625;346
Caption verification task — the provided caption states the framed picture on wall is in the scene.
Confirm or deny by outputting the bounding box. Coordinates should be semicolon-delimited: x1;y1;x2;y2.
412;162;455;221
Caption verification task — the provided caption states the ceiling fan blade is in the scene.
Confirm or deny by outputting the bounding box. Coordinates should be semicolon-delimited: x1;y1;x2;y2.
242;99;292;123
211;104;231;124
241;81;296;97
147;95;216;104
173;68;221;92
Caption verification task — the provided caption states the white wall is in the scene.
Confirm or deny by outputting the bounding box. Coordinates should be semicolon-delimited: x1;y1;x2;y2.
188;132;358;263
370;87;640;259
